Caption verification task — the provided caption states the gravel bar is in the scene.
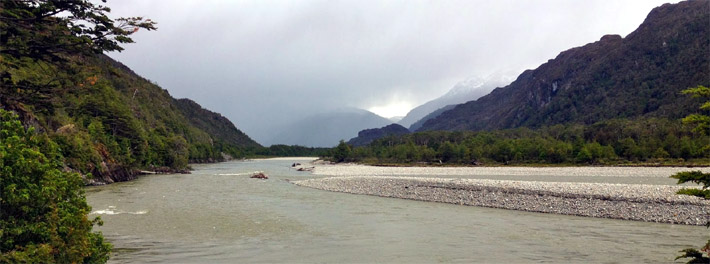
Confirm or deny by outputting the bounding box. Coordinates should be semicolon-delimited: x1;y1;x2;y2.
311;164;710;178
293;176;710;225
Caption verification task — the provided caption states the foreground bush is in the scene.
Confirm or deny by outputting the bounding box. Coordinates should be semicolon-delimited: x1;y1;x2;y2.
0;109;111;263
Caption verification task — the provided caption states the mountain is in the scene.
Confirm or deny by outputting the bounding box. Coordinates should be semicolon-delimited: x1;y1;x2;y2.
399;73;514;130
420;1;710;132
408;104;457;132
173;98;262;151
348;123;410;147
1;53;260;183
388;116;405;123
267;108;393;147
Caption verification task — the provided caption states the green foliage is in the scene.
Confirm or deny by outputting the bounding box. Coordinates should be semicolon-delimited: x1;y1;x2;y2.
0;109;111;263
254;144;330;157
0;0;156;59
681;85;710;137
672;86;710;200
331;118;708;165
675;188;710;200
672;85;710;263
0;0;156;111
672;171;710;189
675;244;710;264
0;1;266;262
0;1;260;180
333;140;353;162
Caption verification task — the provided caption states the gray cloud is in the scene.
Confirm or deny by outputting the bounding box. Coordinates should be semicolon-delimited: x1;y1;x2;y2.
106;0;678;144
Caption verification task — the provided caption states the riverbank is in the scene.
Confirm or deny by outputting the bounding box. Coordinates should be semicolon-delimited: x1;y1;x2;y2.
294;164;710;225
84;157;319;186
356;160;710;168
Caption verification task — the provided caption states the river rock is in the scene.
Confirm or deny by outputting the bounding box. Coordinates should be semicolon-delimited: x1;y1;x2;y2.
251;172;268;179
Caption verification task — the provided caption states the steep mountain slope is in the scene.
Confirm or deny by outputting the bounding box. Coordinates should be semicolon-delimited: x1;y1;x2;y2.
98;55;262;162
408;104;457;131
348;123;410;147
420;1;710;132
399;74;514;129
174;98;260;149
267;108;393;147
1;53;260;183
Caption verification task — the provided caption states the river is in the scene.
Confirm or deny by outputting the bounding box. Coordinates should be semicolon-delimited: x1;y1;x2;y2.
86;158;707;263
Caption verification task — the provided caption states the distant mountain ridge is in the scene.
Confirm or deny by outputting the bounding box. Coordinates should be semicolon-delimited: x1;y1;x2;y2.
266;108;393;147
348;123;410;147
399;73;514;130
408;104;457;131
420;1;710;132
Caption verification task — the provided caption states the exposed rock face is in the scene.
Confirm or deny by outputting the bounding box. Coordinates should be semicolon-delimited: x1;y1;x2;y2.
82;163;135;186
348;123;411;147
420;1;710;132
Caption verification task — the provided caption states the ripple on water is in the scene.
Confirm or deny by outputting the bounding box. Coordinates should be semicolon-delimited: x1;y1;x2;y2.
91;206;148;215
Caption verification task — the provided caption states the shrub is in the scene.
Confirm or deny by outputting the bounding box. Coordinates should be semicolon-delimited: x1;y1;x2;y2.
0;109;111;263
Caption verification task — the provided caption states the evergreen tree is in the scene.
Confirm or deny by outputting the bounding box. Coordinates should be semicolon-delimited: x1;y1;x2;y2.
333;140;352;162
0;0;156;109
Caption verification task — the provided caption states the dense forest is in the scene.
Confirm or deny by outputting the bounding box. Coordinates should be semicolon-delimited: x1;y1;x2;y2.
253;144;331;157
334;118;710;166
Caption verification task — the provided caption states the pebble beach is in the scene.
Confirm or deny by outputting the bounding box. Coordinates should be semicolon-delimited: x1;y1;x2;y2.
293;164;710;225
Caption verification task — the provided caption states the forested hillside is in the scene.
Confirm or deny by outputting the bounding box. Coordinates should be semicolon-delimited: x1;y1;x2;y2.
420;1;709;131
0;3;259;184
340;118;709;165
348;123;410;147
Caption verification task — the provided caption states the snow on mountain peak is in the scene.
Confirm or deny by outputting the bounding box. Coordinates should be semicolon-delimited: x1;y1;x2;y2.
443;72;516;99
398;69;520;129
446;76;486;96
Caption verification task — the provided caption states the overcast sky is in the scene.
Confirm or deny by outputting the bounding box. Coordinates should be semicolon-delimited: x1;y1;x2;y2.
106;0;679;144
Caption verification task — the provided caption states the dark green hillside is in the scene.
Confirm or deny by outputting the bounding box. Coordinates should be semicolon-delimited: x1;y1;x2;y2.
420;1;710;132
95;54;262;161
2;53;261;183
348;123;410;147
174;98;261;158
0;1;260;184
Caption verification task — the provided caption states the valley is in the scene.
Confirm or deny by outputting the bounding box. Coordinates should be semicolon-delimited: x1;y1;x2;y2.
2;0;709;263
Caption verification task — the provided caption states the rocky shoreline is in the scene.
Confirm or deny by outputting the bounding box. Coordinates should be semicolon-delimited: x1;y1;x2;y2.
83;165;191;186
293;176;710;225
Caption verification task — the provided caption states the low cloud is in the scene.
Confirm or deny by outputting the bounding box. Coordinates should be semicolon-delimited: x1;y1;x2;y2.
107;0;678;144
